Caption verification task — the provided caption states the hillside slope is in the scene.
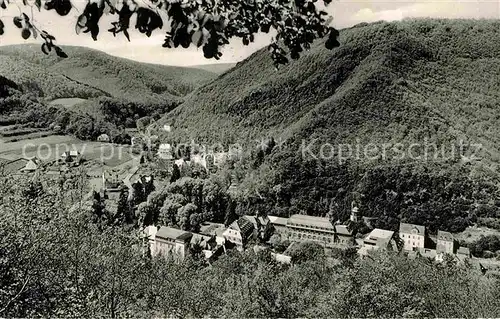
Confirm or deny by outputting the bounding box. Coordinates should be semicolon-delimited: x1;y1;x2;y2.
188;63;236;74
0;44;217;102
160;19;500;167
158;19;500;232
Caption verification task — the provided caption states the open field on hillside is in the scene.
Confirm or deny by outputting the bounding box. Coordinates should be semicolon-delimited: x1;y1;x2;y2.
49;97;88;108
455;226;500;244
0;134;135;168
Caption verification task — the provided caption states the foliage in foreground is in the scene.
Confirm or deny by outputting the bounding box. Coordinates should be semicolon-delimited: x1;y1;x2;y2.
1;173;500;318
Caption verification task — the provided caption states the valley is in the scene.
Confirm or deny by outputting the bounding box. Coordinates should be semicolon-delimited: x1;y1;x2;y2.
1;17;500;318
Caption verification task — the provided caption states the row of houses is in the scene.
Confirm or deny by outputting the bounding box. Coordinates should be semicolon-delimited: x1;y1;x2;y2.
358;222;471;262
1;150;84;174
143;212;357;262
157;143;242;173
143;205;472;264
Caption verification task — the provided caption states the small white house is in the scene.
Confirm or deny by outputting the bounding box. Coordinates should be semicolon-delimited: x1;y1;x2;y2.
97;134;110;143
21;157;41;172
163;125;171;132
158;143;173;160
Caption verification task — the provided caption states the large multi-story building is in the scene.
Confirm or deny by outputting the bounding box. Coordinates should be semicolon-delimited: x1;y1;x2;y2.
399;223;426;252
282;214;355;248
153;226;193;261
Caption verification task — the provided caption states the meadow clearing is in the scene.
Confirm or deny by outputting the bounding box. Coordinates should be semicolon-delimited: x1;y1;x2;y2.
0;134;135;169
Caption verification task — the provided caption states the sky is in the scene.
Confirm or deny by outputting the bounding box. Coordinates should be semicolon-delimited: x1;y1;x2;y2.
0;0;499;66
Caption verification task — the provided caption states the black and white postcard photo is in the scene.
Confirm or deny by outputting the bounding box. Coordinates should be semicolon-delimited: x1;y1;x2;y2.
1;0;500;317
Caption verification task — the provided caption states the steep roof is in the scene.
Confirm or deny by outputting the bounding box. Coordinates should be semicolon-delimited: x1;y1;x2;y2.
288;214;334;230
22;158;40;171
156;226;192;242
364;229;395;246
437;230;454;242
229;217;255;238
268;215;288;226
399;223;426;235
335;225;353;236
457;246;470;256
143;225;158;239
191;233;212;248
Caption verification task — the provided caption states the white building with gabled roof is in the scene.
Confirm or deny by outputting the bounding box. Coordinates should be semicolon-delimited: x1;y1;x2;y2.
399;222;426;252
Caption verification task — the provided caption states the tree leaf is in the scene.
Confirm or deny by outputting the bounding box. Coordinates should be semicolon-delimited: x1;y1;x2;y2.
75;23;83;35
54;46;68;58
41;42;50;55
13;17;23;29
123;29;130;41
21;28;31;39
35;0;41;11
191;29;204;47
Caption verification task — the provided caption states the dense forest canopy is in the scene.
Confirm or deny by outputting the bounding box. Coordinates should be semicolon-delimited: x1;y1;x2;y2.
1;172;500;317
154;19;500;234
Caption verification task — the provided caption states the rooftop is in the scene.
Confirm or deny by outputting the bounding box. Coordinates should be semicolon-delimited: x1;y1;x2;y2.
437;230;454;242
335;225;353;236
191;233;212;248
230;217;255;238
268;215;288;226
156;226;192;241
457;246;470;255
399;223;426;235
200;223;226;237
366;228;394;240
288;214;334;231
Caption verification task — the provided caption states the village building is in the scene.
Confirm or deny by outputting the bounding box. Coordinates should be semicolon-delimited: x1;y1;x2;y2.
143;225;158;254
283;214;355;248
158;143;173;160
200;223;227;246
223;217;255;251
131;136;143;146
190;153;207;170
153;226;193;261
245;215;273;241
213;152;228;168
399;223;426;252
436;230;456;255
205;153;216;172
97;134;110;143
174;158;186;169
21;157;41;173
60;150;82;164
268;215;288;235
190;233;223;262
358;228;397;256
457;246;471;259
102;169;122;192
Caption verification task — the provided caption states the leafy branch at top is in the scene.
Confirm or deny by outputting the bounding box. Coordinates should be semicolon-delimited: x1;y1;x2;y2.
0;0;341;67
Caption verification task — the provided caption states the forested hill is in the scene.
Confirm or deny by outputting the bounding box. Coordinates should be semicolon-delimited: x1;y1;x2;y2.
160;19;500;168
0;44;217;102
159;19;500;233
